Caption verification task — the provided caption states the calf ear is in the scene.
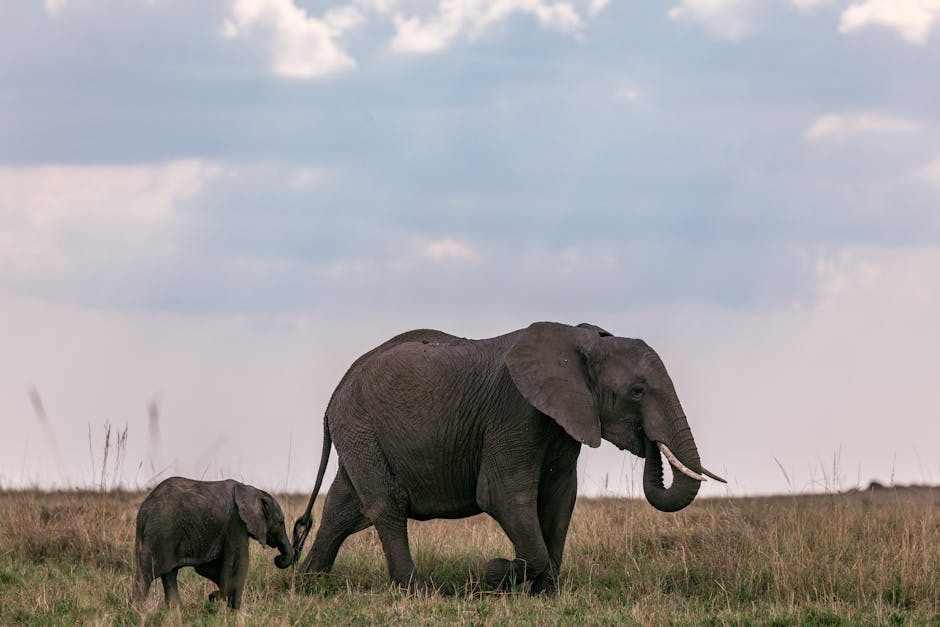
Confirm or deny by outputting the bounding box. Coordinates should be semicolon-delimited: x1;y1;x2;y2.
234;483;267;545
507;322;602;448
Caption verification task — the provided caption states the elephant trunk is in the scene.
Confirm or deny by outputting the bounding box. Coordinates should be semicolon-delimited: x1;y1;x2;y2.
642;421;703;513
273;531;294;569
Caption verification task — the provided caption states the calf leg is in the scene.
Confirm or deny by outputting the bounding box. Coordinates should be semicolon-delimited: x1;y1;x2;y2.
160;569;182;607
220;539;250;609
195;557;223;602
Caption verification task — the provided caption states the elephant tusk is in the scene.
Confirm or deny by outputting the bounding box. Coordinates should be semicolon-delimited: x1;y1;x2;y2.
657;442;706;482
701;467;727;484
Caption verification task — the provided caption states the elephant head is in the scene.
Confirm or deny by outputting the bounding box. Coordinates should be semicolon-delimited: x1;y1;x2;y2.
234;484;294;568
507;321;724;512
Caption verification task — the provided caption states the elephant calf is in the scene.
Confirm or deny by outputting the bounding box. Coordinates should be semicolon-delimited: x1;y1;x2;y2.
130;477;293;610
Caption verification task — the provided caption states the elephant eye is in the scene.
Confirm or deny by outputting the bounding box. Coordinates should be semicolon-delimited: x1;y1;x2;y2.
629;385;645;400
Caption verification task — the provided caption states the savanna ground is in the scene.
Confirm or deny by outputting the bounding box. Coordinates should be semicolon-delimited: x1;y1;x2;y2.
1;487;939;625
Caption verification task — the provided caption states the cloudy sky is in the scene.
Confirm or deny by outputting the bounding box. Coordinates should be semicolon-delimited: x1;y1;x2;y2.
2;0;939;497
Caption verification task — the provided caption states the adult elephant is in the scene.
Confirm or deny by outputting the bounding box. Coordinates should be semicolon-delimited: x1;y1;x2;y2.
291;322;724;595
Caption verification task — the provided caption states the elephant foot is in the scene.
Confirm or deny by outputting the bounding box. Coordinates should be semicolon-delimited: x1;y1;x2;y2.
208;590;221;603
529;570;559;597
486;558;556;594
485;557;511;589
398;575;430;596
485;558;527;590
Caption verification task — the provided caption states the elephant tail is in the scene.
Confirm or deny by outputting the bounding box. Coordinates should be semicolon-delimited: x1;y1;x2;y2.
290;416;331;563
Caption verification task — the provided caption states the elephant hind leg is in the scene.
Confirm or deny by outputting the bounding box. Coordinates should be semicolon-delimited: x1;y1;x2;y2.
330;451;425;594
373;517;427;595
130;569;153;606
300;466;371;575
160;568;182;607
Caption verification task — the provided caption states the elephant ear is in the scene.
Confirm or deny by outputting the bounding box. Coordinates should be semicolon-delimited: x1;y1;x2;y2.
234;483;268;546
507;322;602;448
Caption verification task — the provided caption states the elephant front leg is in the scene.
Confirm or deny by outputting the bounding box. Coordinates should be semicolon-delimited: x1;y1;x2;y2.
484;499;551;595
218;540;250;609
531;464;578;595
195;558;223;602
230;541;250;609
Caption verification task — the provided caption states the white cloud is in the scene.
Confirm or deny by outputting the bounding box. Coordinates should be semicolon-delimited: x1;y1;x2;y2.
556;246;617;278
319;258;378;280
839;0;940;44
792;0;837;12
667;0;757;41
783;246;939;324
419;237;483;263
803;113;920;141
0;160;219;281
811;249;882;304
378;235;482;270
0;160;214;223
317;236;483;278
516;244;618;280
40;0;596;66
43;0;69;17
394;236;483;266
392;14;453;53
615;85;642;103
223;0;363;78
589;0;610;17
916;152;940;187
356;0;399;13
391;0;584;54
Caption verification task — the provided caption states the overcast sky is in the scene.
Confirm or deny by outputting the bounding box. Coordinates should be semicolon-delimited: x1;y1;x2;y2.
2;0;939;497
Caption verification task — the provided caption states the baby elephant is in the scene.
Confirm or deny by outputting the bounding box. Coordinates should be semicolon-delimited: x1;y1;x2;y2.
131;477;293;610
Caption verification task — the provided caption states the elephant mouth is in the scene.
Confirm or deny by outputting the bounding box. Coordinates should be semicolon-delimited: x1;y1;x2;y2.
638;425;726;513
644;434;726;484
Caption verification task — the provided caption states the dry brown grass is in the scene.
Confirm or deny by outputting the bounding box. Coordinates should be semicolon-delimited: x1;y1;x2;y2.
0;490;135;570
1;488;939;624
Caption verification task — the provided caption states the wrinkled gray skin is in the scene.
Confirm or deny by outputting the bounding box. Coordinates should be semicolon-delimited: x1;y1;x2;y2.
131;477;293;610
291;322;724;595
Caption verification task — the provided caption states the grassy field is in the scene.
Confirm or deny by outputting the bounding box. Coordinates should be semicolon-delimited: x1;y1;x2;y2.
1;487;939;625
